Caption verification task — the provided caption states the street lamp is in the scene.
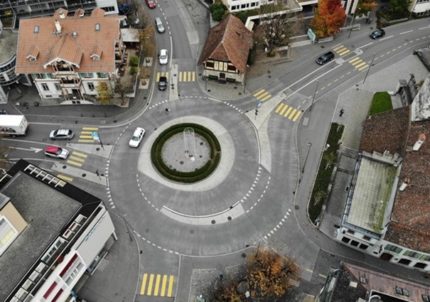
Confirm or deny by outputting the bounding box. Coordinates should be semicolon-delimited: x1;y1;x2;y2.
363;54;376;85
302;142;312;174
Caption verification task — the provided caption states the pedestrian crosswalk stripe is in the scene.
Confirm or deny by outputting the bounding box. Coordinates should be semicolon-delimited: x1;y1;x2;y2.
191;71;196;81
287;108;297;119
253;89;271;101
82;127;98;131
333;45;344;51
140;273;148;295
72;151;87;158
78;139;94;143
292;110;302;121
167;275;174;297
284;107;293;117
280;105;289;116
275;103;285;113
349;57;361;64
354;62;367;69
67;159;83;167
57;174;73;182
147;274;154;295
69;155;85;162
154;274;161;296
338;49;350;56
357;65;368;71
79;135;93;139
156;72;169;82
160;275;167;297
178;71;196;82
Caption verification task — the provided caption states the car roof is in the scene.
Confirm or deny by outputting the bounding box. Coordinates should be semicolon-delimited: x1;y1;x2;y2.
45;145;60;152
160;49;167;54
56;129;71;135
159;76;167;81
133;127;145;135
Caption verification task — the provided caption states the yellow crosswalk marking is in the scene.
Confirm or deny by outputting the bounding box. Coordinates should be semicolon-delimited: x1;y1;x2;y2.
275;103;285;113
260;93;271;101
57;174;73;182
292;110;302;121
140;273;148;295
349;57;361;64
354;62;367;69
82;127;98;131
72;151;87;158
280;104;289;116
333;45;344;51
67;159;83;167
79;135;93;139
167;275;174;297
179;72;183;82
283;106;293;117
154;274;161;296
253;89;265;98
78;139;94;143
80;131;93;134
69;155;85;163
288;108;297;119
147;274;154;296
357;65;368;71
161;275;167;297
191;71;195;81
338;49;350;56
156;72;160;82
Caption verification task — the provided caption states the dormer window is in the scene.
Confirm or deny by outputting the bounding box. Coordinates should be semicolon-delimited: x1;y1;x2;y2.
26;46;40;62
95;23;100;31
33;25;39;33
90;54;100;61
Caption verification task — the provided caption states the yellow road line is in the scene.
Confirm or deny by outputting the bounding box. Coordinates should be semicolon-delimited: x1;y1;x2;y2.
147;274;154;295
154;275;161;296
72;151;87;158
140;273;148;295
355;62;367;69
82;127;98;131
275;103;285;113
287;108;297;119
349;57;361;64
160;275;167;297
78;139;94;143
67;159;83;167
279;104;289;116
167;275;174;297
283;106;293;117
357;65;368;71
292;110;302;122
57;174;73;182
253;89;266;98
191;72;195;81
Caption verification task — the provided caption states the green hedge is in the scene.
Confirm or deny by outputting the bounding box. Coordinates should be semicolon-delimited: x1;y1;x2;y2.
308;123;344;224
151;123;221;183
368;92;392;116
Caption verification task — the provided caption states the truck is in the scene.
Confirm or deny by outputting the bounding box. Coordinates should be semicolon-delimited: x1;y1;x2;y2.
0;115;29;136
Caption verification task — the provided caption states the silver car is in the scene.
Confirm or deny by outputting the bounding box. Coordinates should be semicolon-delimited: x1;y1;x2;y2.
49;129;74;140
155;17;165;33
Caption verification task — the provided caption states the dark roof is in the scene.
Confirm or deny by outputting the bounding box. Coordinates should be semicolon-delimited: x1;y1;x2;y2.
0;160;101;301
359;107;410;156
385;120;430;252
198;14;253;73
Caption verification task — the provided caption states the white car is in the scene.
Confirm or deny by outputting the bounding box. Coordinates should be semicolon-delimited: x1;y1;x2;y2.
129;127;145;148
159;49;168;65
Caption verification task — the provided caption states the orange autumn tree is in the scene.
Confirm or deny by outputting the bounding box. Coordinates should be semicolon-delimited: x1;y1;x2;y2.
311;0;346;38
356;0;378;16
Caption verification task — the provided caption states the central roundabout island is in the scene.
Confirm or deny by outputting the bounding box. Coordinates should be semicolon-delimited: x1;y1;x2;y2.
151;123;222;183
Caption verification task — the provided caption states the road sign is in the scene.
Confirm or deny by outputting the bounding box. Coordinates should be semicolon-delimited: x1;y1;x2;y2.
256;100;262;108
307;28;316;43
91;131;100;142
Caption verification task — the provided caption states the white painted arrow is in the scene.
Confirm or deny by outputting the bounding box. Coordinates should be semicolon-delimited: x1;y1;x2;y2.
8;146;43;153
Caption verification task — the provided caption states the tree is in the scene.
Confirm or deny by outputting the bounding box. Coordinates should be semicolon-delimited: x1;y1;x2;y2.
139;25;155;57
355;0;378;17
385;0;409;19
96;82;113;105
311;0;346;38
210;1;227;22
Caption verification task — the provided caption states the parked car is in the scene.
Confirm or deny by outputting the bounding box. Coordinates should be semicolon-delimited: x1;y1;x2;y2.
159;49;168;65
155;17;165;33
129;127;146;148
145;0;156;9
369;28;385;39
44;145;69;159
316;51;335;65
158;76;167;91
49;129;74;140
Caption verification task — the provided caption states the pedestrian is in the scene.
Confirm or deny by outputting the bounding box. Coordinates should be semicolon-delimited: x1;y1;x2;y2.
339;108;344;117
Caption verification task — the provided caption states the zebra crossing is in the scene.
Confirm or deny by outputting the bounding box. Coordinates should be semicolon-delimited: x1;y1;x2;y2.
253;89;271;102
78;127;98;143
333;45;351;56
349;57;369;71
274;103;302;122
66;151;88;168
156;71;197;82
139;273;175;298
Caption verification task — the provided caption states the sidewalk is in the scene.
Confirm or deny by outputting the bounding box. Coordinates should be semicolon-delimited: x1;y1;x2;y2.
77;212;140;302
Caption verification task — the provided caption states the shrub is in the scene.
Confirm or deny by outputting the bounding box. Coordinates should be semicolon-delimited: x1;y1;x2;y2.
210;2;227;21
129;66;138;75
129;55;139;67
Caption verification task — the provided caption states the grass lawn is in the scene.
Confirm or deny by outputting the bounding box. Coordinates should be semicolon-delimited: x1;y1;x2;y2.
368;92;393;116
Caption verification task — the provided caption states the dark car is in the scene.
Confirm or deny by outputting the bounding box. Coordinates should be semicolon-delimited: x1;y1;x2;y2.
316;51;335;65
370;28;385;39
158;76;167;91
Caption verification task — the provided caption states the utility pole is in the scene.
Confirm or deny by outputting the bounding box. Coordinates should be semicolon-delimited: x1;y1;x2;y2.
363;54;376;85
310;81;319;112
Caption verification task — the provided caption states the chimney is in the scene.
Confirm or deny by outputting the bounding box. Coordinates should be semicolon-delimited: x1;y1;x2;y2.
54;19;62;34
399;177;410;191
412;133;426;151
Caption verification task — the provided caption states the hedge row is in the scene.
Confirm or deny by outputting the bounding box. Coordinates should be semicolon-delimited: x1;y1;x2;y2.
151;123;221;183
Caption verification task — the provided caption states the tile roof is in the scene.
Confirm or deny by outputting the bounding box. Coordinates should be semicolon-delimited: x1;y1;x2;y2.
385;119;430;253
15;8;122;74
198;14;253;73
359;107;410;156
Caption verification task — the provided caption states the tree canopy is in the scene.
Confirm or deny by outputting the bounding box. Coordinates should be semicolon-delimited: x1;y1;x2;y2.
311;0;346;38
356;0;378;17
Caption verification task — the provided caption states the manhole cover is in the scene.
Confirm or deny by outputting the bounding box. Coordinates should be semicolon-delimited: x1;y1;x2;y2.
211;220;216;224
82;173;86;177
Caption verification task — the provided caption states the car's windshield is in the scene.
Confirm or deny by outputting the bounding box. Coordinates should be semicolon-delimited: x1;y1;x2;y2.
132;136;140;141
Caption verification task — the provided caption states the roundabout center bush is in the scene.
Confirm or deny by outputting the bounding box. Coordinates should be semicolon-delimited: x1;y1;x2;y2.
151;123;221;183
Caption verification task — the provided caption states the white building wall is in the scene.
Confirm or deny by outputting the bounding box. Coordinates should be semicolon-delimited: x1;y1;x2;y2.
96;0;119;14
34;80;62;99
222;0;275;12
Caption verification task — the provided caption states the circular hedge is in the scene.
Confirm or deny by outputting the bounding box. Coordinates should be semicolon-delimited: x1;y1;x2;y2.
151;123;221;183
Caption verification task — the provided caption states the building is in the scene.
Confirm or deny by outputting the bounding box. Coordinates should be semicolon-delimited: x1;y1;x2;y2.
409;0;430;17
0;0;118;28
0;159;116;302
198;14;253;84
335;77;430;272
221;0;275;12
15;8;125;105
317;262;430;302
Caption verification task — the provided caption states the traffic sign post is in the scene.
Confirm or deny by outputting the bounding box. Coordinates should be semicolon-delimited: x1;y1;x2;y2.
92;131;104;149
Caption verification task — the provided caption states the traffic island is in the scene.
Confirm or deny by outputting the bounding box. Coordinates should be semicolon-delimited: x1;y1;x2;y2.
151;123;221;183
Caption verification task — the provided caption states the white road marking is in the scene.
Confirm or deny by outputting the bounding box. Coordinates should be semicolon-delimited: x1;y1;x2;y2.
400;30;413;35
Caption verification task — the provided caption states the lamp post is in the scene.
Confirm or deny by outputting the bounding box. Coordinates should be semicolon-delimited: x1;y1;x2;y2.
302;142;312;174
363;54;376;85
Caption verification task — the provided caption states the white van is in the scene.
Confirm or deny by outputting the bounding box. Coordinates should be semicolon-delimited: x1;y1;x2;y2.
0;115;28;136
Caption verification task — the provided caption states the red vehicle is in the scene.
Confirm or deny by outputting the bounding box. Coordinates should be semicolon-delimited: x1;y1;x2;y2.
145;0;156;9
44;145;70;159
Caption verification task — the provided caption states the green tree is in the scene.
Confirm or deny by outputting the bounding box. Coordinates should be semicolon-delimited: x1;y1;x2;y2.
356;0;378;17
210;2;227;21
96;82;113;105
385;0;409;19
311;0;346;38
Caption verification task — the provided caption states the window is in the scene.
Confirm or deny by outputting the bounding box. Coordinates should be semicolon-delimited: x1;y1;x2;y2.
95;23;100;31
88;83;95;91
359;244;368;250
363;235;371;241
241;4;246;8
227;65;236;72
341;237;350;243
422;294;430;302
55;83;61;91
384;244;402;254
418;254;430;261
80;73;94;78
34;73;44;79
350;240;359;247
42;83;49;91
101;6;115;12
0;217;17;254
96;72;108;78
403;250;419;258
414;262;427;269
347;229;355;235
398;258;411;265
206;61;214;69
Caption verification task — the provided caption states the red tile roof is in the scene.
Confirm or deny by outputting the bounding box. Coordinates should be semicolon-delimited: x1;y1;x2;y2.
15;8;122;74
198;14;253;73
